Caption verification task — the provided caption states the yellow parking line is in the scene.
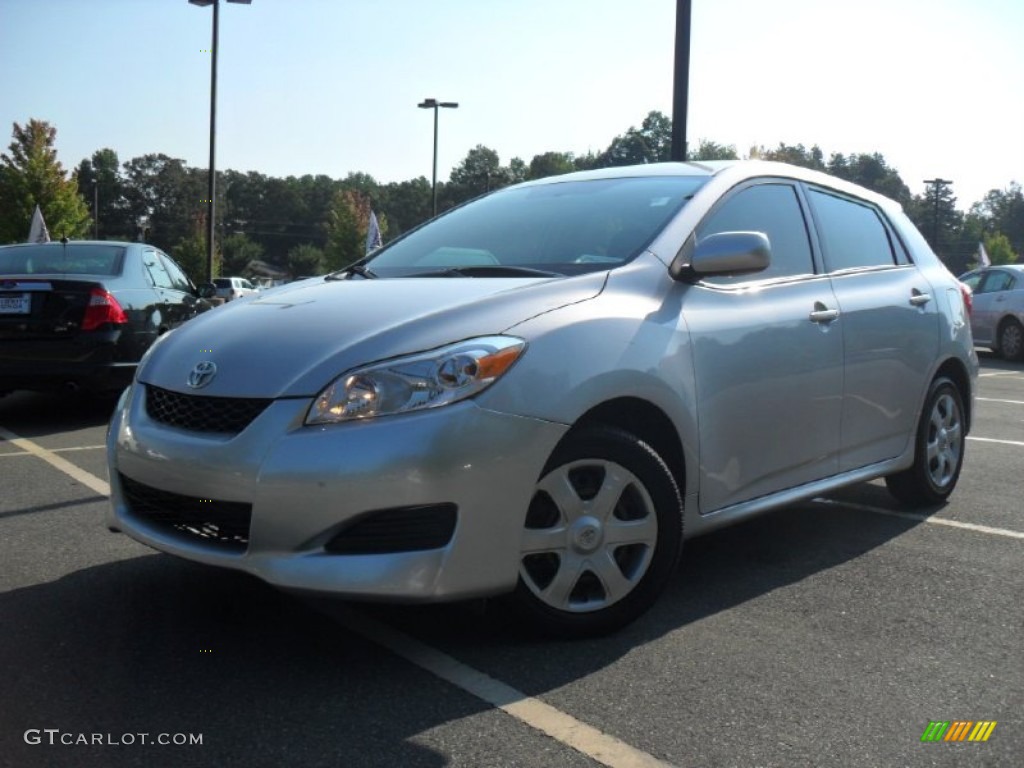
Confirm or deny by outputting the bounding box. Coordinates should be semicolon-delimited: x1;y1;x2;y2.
0;428;110;496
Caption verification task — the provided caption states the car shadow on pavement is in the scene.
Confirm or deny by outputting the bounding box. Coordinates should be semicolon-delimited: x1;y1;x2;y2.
0;496;930;767
0;390;121;439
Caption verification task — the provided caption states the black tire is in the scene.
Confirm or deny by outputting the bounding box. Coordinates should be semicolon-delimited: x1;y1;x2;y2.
997;319;1024;362
885;376;966;507
508;426;683;638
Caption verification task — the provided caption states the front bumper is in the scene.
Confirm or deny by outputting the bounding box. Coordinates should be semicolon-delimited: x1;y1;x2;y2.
107;383;567;601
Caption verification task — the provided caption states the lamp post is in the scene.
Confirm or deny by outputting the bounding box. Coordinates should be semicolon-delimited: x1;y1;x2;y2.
418;98;458;217
189;0;251;282
670;0;692;162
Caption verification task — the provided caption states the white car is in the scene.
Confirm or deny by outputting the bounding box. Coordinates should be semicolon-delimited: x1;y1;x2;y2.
213;277;258;302
958;265;1024;360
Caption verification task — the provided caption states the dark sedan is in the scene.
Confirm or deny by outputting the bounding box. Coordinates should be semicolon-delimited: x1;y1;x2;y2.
0;241;211;396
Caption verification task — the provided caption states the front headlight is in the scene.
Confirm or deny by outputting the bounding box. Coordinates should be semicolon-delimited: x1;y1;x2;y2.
305;336;526;424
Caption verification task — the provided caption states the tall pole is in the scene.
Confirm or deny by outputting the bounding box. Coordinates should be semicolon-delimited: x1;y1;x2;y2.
92;180;99;239
418;99;458;218
205;0;220;283
671;0;692;162
431;104;439;217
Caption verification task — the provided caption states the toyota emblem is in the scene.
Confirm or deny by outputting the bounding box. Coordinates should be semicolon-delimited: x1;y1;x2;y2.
187;360;218;389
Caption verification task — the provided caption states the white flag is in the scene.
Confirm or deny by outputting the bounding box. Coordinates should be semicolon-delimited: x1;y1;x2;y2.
365;210;382;255
27;204;50;243
977;241;991;267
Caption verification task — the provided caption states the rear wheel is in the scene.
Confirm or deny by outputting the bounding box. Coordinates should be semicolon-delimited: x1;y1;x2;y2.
509;426;683;638
885;376;966;507
998;319;1024;361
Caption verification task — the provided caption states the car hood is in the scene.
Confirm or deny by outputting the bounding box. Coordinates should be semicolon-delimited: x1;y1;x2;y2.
137;273;606;398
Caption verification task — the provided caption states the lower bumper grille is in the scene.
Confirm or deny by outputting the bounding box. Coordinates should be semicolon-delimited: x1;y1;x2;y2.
325;504;458;554
120;473;252;553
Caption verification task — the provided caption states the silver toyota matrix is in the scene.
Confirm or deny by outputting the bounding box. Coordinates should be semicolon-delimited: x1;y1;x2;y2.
107;161;978;637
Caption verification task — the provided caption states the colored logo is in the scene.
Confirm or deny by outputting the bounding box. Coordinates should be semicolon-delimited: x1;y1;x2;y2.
921;721;997;742
187;360;217;389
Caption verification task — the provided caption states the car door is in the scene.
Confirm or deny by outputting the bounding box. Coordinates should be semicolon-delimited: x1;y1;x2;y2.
971;269;1016;344
683;181;844;513
141;249;180;332
158;252;205;325
804;187;939;472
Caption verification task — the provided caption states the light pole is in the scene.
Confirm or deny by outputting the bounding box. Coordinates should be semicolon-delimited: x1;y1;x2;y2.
670;0;692;162
189;0;251;282
418;98;458;217
91;179;99;239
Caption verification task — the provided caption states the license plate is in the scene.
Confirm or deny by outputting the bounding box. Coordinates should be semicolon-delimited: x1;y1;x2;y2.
0;293;31;314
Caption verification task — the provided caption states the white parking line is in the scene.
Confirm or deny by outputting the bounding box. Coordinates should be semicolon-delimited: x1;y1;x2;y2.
334;606;673;768
0;444;106;457
967;436;1024;448
0;428;110;496
813;498;1024;540
0;425;672;768
978;371;1022;378
976;397;1024;405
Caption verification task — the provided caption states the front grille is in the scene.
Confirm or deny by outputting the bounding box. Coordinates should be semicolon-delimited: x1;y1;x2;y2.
325;504;458;554
145;385;272;434
120;473;252;552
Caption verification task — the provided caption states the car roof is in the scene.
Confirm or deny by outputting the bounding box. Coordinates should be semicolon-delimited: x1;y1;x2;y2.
517;159;902;211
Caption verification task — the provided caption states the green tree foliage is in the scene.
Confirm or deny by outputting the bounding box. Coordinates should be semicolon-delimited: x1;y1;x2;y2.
377;176;431;235
220;233;264;276
325;188;373;270
528;151;576;180
170;234;211;284
446;145;505;205
75;148;135;240
285;243;326;277
690;140;739;161
121;153;206;251
0;119;90;243
750;142;826;171
597;111;673;166
827;152;911;205
983;232;1017;265
972;183;1024;257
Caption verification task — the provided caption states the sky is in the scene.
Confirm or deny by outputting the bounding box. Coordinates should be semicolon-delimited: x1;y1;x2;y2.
1;0;1022;210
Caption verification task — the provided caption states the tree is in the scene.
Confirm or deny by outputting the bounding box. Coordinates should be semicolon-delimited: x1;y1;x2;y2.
750;142;826;171
446;145;506;205
0;119;91;243
76;148;136;240
378;176;432;235
597;111;673;167
324;189;374;270
169;234;211;285
528;151;576;180
972;183;1024;256
690;140;738;161
285;243;326;277
220;233;264;276
983;232;1017;265
121;153;205;251
827;152;910;205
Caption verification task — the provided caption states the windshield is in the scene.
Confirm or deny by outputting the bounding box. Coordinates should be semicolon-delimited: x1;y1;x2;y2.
0;243;126;276
363;176;707;277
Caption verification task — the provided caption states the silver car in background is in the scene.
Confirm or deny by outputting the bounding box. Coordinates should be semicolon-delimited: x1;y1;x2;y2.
958;265;1024;360
107;161;977;637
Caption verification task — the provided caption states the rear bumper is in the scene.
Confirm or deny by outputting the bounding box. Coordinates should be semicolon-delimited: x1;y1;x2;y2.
0;329;141;393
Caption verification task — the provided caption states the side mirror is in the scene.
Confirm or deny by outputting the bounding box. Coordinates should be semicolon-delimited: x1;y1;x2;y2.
670;231;771;281
196;282;216;299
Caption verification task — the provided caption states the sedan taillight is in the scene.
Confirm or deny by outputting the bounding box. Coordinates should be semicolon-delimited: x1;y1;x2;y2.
81;289;128;331
959;282;973;317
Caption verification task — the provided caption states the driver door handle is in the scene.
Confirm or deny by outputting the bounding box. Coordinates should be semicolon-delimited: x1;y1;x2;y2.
809;301;839;324
910;289;932;307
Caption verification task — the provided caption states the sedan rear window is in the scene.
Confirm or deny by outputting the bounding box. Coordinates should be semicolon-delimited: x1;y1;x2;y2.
365;176;708;276
0;244;126;276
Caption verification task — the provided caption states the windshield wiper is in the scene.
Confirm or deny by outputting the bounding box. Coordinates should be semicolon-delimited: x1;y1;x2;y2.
406;265;562;278
325;263;377;280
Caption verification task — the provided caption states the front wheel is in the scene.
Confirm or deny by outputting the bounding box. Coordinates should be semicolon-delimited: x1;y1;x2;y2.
885;376;966;507
509;426;683;638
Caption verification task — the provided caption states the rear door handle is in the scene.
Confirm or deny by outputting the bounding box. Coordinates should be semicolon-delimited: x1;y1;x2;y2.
809;301;839;323
910;289;932;307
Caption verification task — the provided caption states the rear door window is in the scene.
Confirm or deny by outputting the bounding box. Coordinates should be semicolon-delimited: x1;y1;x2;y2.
143;251;174;289
808;189;897;271
977;270;1016;294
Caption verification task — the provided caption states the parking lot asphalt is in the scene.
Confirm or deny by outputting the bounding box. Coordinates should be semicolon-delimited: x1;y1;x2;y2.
1;353;1020;768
